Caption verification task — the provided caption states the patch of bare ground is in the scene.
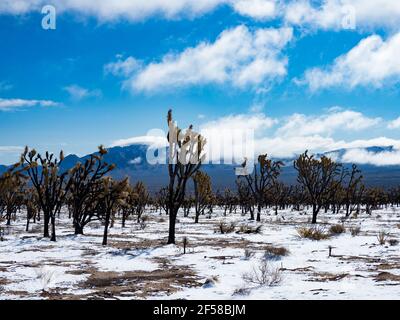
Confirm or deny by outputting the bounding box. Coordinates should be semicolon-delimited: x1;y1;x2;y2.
107;238;162;250
195;238;271;250
374;272;400;283
307;272;350;282
1;290;31;298
376;262;400;271
280;266;315;272
79;262;201;299
338;255;383;264
0;277;11;286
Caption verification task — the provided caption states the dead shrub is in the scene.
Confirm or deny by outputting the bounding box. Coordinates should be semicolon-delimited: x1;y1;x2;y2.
350;226;361;237
377;230;389;245
297;226;330;240
264;245;289;260
242;261;283;287
216;221;236;234
237;225;263;234
329;224;345;235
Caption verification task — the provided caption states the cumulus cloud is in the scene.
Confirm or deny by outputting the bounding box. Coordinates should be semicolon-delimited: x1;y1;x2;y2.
0;0;281;21
284;0;400;31
388;117;400;130
300;32;400;91
0;98;59;111
63;85;102;101
104;56;141;77
110;108;400;165
232;0;277;20
341;148;400;166
277;109;381;137
109;26;292;92
197;109;386;160
111;135;168;148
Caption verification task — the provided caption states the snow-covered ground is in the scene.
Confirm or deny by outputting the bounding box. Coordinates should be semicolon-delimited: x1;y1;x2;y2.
1;207;400;300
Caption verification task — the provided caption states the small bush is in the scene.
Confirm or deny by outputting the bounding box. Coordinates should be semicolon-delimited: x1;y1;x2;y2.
242;261;283;287
350;226;361;236
388;239;398;246
217;221;236;234
264;245;289;260
237;225;263;234
297;226;330;240
329;224;345;235
202;276;219;288
377;230;389;245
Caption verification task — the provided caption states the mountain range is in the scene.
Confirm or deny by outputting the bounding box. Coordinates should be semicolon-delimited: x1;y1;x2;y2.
1;144;399;192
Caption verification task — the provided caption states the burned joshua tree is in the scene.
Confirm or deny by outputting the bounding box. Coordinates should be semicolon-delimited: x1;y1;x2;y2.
19;147;70;241
240;154;283;221
66;146;115;235
166;109;206;244
0;165;27;226
97;177;129;245
192;171;213;223
294;151;345;224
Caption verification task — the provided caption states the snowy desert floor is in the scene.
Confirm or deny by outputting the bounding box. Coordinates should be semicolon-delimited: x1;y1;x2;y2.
1;207;400;300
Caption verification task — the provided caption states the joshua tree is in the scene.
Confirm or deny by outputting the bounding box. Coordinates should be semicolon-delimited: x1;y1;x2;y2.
67;146;115;235
97;177;129;245
241;154;283;221
24;188;39;232
343;164;364;217
364;187;387;215
236;179;255;217
192;171;212;223
156;187;169;215
0;167;26;226
19;148;70;241
166;109;206;244
132;181;149;223
270;182;292;215
221;188;236;216
294;151;345;224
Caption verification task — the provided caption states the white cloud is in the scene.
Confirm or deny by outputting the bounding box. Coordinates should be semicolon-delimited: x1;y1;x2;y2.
277;109;381;137
300;32;400;91
110;109;400;165
111;135;168;148
104;56;141;77
63;85;102;101
200;113;277;133
284;0;400;31
232;0;277;20
197;109;385;160
342;148;400;166
0;98;59;111
114;26;292;92
0;0;281;21
0;146;24;153
388;117;400;130
129;157;142;165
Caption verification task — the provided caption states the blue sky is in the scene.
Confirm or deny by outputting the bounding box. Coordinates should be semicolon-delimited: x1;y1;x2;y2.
0;0;400;165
